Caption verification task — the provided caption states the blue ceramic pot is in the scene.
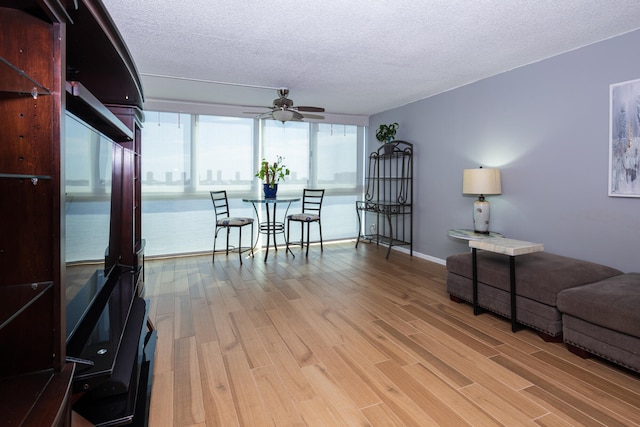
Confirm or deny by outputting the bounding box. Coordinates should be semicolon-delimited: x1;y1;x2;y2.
263;183;278;198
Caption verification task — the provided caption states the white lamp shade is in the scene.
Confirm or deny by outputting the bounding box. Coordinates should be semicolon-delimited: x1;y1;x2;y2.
462;168;502;195
272;109;295;122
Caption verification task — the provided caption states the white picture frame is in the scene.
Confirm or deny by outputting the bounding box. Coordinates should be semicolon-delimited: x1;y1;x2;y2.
609;78;640;197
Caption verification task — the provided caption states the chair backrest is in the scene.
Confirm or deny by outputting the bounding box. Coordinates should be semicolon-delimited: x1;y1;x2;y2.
210;191;230;220
302;189;325;215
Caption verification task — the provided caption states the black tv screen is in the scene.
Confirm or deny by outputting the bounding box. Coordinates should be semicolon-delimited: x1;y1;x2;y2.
64;112;119;335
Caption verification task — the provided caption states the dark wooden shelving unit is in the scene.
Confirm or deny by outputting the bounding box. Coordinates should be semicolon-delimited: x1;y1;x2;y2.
0;1;153;425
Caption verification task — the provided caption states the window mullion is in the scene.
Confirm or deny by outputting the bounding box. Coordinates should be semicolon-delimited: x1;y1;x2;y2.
189;114;197;193
309;122;318;187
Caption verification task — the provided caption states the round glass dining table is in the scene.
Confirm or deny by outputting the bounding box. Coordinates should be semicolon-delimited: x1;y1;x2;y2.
242;197;300;261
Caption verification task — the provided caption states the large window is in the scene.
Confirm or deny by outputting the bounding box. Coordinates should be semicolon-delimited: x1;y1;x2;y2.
316;123;359;189
142;112;192;192
140;111;364;256
195;115;255;191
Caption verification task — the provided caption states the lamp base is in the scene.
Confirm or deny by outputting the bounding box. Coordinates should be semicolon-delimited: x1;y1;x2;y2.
472;198;490;234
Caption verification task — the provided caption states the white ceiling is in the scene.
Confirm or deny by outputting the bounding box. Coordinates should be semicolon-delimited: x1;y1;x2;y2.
102;0;640;118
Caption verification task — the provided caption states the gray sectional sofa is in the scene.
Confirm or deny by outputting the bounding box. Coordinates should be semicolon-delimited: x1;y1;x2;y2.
557;273;640;373
446;251;640;373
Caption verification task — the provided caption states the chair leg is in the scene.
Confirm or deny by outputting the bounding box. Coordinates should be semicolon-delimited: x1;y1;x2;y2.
306;222;311;257
286;219;290;252
213;229;218;263
250;224;254;258
299;222;304;248
226;228;230;256
318;221;323;252
238;226;243;265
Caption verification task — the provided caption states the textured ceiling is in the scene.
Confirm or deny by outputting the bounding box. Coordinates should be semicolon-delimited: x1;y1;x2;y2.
101;0;640;118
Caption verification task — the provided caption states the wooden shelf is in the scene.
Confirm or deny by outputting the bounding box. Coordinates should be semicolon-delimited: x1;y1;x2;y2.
0;55;51;96
0;281;53;331
0;364;74;426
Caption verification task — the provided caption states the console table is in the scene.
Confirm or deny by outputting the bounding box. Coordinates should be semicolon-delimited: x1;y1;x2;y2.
448;228;504;241
469;238;544;332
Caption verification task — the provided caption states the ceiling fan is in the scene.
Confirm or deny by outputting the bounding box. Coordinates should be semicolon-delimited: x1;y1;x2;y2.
245;88;325;123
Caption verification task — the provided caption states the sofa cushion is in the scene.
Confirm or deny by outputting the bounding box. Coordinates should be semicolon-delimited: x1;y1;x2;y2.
446;251;622;306
557;272;640;338
562;315;640;373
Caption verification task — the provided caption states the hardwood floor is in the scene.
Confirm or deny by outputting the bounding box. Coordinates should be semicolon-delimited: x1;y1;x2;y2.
144;241;640;426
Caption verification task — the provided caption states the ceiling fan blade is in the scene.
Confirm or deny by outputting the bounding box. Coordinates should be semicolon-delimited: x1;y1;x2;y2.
301;113;325;120
296;106;325;113
255;112;273;120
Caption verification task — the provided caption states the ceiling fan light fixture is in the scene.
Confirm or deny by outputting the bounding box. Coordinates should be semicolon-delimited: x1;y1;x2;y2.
272;109;295;123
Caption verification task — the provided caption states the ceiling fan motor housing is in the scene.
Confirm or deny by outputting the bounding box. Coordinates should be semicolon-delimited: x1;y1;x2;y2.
274;97;294;109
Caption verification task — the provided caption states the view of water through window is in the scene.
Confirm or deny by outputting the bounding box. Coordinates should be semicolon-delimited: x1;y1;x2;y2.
138;112;365;256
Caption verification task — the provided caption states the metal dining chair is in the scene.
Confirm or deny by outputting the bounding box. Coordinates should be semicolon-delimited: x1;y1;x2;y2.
286;189;325;256
210;191;254;264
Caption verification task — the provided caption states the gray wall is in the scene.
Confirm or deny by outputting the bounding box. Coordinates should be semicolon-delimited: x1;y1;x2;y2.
370;29;640;272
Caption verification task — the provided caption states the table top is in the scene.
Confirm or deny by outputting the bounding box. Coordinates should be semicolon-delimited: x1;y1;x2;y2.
243;197;300;203
468;237;544;256
448;228;504;241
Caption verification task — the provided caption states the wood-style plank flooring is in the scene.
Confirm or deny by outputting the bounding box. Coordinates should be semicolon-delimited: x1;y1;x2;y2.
144;241;640;426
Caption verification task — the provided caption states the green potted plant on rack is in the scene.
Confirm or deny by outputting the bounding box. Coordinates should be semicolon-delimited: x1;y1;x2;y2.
375;122;399;154
256;155;290;198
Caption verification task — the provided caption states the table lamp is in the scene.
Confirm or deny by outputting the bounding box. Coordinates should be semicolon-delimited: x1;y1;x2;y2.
462;167;502;233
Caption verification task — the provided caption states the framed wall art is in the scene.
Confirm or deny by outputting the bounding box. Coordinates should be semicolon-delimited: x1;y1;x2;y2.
609;78;640;197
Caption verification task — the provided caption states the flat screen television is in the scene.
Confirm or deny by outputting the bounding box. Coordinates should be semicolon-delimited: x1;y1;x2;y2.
64;111;120;341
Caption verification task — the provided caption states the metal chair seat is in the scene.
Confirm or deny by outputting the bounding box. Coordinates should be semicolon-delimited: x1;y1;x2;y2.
287;213;320;222
217;217;253;226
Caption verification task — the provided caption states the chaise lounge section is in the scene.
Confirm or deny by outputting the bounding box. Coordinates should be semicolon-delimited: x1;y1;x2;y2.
557;272;640;373
446;251;623;339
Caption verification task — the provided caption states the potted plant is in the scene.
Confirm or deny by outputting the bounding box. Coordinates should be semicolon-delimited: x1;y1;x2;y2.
375;122;399;155
256;155;290;198
375;122;399;144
